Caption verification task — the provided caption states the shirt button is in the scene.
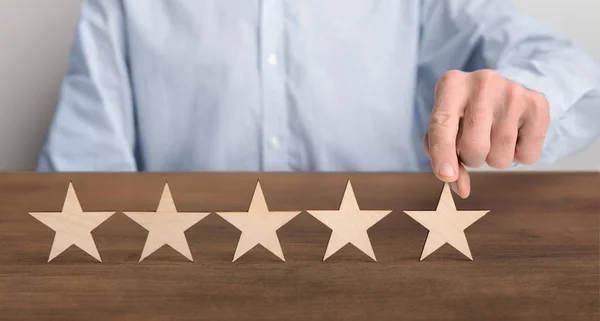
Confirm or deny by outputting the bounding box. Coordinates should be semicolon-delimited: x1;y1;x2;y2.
269;136;280;150
267;54;277;66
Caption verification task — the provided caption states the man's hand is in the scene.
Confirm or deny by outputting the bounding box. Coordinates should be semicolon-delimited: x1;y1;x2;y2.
424;69;550;198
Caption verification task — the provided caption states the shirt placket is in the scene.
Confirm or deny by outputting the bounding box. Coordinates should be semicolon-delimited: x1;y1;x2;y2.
259;0;288;171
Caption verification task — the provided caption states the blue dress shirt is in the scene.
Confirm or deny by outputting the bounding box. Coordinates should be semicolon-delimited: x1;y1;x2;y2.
37;0;600;172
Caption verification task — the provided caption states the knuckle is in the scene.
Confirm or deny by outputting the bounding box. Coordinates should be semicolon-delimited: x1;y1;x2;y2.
506;80;522;94
473;71;500;103
476;69;499;89
529;108;551;128
530;90;548;107
505;102;523;116
498;133;518;147
457;139;489;167
527;133;548;147
515;133;546;165
430;140;453;154
498;83;528;119
506;83;524;107
429;112;454;128
529;93;551;124
459;138;490;155
438;70;464;88
542;109;551;126
465;106;490;128
486;133;517;168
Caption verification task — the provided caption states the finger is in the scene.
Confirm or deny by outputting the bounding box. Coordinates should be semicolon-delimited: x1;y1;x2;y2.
450;162;471;199
428;71;469;182
456;92;494;168
486;89;523;169
515;93;550;165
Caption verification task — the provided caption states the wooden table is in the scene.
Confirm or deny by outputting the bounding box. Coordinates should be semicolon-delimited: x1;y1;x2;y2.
0;172;598;321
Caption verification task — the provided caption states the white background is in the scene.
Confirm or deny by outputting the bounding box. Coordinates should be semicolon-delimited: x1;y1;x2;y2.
0;0;598;171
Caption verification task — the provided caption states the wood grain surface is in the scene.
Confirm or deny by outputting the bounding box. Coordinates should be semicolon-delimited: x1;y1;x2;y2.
0;172;598;321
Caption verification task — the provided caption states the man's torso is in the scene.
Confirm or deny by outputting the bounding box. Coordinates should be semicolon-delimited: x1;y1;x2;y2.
124;0;435;171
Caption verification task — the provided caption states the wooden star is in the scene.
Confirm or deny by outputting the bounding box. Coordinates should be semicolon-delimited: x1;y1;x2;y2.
404;183;490;261
29;182;116;262
307;180;392;261
123;183;210;262
216;181;301;262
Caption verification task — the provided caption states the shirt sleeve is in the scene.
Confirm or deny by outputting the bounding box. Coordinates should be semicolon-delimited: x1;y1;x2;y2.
36;0;137;171
420;0;600;165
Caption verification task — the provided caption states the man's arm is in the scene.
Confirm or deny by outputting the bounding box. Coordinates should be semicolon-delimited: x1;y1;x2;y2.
420;0;600;197
37;0;137;171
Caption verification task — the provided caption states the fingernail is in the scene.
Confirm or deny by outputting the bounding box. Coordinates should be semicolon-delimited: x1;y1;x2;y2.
450;181;459;195
439;162;456;177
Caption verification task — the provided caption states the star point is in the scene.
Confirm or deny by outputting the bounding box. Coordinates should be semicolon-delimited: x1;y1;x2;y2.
307;180;392;262
123;182;210;262
29;182;115;262
216;181;301;262
404;183;490;261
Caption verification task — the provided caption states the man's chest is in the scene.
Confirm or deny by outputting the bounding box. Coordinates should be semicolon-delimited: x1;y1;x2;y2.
122;0;420;70
122;0;429;172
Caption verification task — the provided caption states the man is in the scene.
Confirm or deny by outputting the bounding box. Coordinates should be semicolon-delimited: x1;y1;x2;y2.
37;0;600;199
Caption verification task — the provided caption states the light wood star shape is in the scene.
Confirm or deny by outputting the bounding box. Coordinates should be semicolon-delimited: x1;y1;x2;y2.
216;181;301;262
29;182;116;262
307;180;392;262
404;183;490;261
123;183;210;262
